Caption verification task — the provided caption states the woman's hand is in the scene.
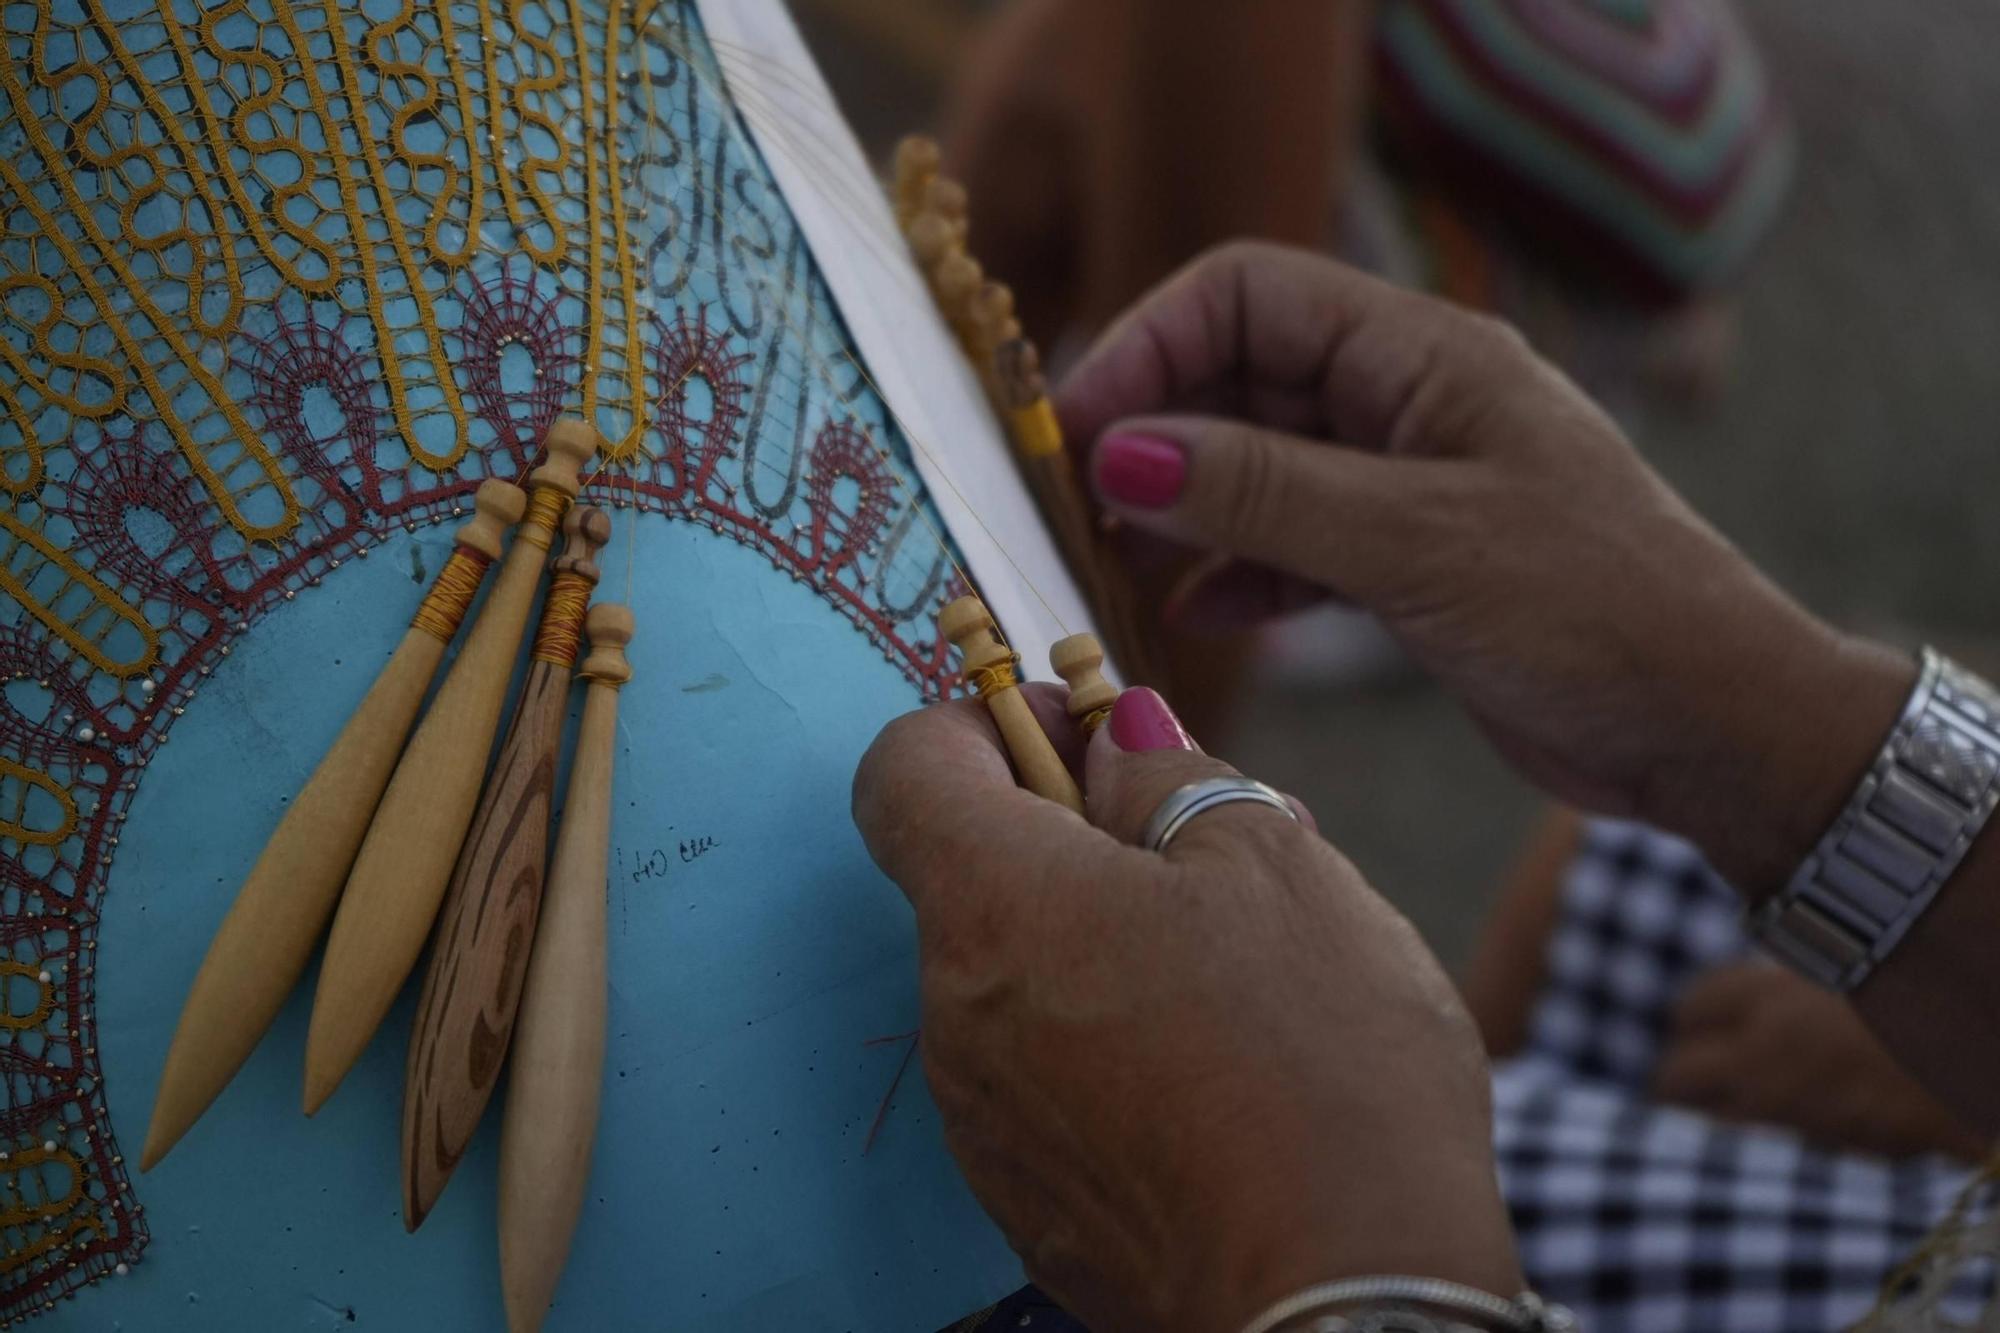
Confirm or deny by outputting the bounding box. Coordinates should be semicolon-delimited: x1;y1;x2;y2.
1656;961;1989;1162
1058;242;1913;897
852;687;1518;1333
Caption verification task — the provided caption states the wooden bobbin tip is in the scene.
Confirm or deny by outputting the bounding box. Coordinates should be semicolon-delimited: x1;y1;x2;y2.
1050;634;1116;729
939;594;1009;674
529;417;603;497
556;506;613;582
934;251;983;303
894;134;941;182
922;175;968;222
996;337;1047;408
906;212;955;266
972;280;1016;326
460;480;529;558
579;602;635;684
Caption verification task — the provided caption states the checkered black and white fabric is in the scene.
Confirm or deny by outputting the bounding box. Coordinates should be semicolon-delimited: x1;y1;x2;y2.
949;819;1987;1333
1494;820;1983;1332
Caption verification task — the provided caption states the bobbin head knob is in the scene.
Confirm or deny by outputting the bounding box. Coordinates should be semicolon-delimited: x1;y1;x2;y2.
971;282;1020;349
579;602;635;686
458;480;529;559
556;506;613;584
939;594;1010;674
528;417;602;497
893;134;941;186
1050;634;1116;729
933;252;984;318
922;175;968;224
995;337;1047;408
907;212;955;268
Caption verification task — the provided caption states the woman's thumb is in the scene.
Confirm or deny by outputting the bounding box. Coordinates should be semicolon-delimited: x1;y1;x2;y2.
1088;415;1433;606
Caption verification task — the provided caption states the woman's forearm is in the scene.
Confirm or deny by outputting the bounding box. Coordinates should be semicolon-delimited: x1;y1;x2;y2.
1635;625;2000;1136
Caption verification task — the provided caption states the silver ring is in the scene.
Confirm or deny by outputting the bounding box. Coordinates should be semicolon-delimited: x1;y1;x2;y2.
1140;776;1298;854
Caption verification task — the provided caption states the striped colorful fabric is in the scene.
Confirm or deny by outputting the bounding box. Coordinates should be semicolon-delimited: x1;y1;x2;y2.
1376;0;1794;298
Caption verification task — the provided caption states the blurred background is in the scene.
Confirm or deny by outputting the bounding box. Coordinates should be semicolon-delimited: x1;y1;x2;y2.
791;0;2000;967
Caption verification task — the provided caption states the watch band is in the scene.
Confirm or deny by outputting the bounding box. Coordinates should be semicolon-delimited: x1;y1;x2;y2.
1751;647;2000;990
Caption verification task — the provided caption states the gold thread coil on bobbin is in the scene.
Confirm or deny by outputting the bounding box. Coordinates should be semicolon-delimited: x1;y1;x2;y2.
409;548;494;641
530;572;594;668
1009;401;1064;460
1077;705;1113;735
517;486;572;551
965;653;1022;697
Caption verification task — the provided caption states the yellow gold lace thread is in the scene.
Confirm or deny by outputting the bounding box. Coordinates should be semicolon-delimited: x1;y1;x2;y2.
409;548;493;641
517;486;572;551
531;572;594;668
965;654;1021;698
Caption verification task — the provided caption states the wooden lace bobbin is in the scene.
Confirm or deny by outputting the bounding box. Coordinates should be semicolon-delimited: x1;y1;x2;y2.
994;336;1107;613
1050;634;1117;736
400;505;612;1231
992;334;1162;690
940;595;1083;813
922;174;971;248
905;211;958;287
932;250;986;350
968;280;1022;373
884;142;1161;695
498;603;632;1333
140;479;527;1172
891;133;941;229
303;417;600;1115
994;336;1060;457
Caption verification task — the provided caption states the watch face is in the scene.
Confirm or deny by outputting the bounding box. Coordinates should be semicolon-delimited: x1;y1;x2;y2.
1;1;1030;1328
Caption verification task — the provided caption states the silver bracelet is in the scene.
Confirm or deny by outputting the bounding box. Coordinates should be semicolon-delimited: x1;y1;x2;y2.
1749;647;2000;990
1237;1275;1578;1333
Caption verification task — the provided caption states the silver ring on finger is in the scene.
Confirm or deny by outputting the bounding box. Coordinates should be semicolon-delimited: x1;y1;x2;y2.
1140;776;1298;855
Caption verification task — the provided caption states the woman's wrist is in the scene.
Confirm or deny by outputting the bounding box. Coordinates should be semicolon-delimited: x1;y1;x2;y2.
1646;620;1916;903
1198;1213;1525;1333
1253;1278;1575;1333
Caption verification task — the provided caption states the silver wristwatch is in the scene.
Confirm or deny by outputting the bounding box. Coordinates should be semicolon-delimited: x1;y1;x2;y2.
1751;647;2000;990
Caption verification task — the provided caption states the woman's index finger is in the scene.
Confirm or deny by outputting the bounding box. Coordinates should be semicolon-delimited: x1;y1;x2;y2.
1055;243;1473;456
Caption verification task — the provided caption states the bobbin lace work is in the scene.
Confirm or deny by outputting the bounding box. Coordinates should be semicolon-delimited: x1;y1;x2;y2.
0;0;968;1319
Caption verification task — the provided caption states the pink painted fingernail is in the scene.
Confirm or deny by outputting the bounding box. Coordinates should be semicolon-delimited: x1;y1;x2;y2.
1095;434;1186;509
1107;687;1196;752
